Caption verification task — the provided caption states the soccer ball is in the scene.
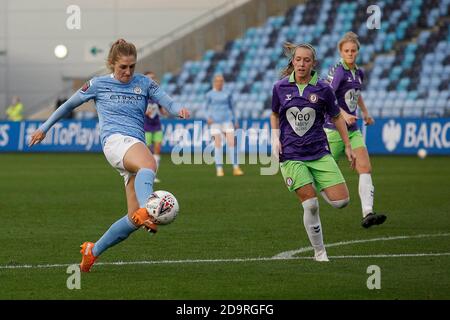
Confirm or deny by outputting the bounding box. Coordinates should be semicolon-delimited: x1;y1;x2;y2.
417;148;427;159
145;190;179;225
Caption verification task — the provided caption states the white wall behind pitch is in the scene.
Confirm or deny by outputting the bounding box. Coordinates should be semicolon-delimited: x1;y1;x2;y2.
0;0;229;118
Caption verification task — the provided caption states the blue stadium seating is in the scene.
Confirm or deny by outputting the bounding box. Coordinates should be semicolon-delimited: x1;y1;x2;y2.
160;0;450;119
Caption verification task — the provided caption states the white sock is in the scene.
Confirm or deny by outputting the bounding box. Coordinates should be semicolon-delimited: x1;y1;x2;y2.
154;154;161;171
227;146;237;166
359;173;374;217
214;147;223;167
302;197;325;253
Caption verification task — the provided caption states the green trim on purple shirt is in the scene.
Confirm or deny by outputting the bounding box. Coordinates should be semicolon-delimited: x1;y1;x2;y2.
341;59;358;79
288;70;319;96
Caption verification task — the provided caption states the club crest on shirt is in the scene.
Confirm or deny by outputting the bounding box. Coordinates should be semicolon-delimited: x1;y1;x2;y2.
286;177;293;187
134;86;142;94
81;80;91;93
308;93;318;103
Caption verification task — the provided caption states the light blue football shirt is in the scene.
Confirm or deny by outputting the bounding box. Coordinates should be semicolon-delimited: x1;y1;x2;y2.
39;73;181;146
205;89;235;123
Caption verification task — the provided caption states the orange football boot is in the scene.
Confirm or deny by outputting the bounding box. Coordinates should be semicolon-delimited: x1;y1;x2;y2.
79;242;97;272
131;208;158;233
233;167;244;176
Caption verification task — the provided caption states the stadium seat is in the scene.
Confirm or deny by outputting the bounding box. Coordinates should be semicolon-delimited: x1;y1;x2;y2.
157;0;449;120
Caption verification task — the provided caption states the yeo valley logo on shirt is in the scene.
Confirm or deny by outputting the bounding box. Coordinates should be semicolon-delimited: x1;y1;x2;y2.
344;88;360;112
286;107;316;137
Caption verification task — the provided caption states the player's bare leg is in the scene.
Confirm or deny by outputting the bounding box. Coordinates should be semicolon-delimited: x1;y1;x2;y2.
126;176;157;233
226;130;244;176
123;143;158;232
214;133;224;176
321;182;350;209
153;141;162;183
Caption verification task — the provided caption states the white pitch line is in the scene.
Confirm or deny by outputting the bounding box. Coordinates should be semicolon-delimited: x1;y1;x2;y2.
329;253;450;259
272;232;450;259
1;252;450;270
1;233;449;270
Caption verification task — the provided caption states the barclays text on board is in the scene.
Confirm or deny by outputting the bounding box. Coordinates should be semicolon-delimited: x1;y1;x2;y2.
366;118;450;154
0;118;449;155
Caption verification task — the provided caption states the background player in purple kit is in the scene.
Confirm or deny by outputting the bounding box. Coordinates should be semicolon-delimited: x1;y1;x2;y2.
144;71;169;183
271;42;355;262
325;32;387;228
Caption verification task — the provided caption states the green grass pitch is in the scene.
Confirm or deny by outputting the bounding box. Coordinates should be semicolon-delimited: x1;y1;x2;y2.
0;153;449;299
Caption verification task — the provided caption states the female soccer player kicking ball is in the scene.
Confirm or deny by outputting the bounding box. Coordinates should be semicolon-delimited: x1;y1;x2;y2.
29;39;190;272
271;43;355;262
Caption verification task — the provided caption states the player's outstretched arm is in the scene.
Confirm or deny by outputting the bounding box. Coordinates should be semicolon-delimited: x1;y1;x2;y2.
28;93;84;147
28;130;46;147
148;81;190;119
159;106;170;117
178;108;190;119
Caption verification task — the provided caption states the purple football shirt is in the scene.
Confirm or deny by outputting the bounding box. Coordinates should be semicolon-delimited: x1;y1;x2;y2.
324;60;365;131
272;71;341;161
144;102;162;132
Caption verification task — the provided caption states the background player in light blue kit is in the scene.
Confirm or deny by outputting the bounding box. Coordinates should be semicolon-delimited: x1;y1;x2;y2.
29;39;190;272
205;74;244;177
325;32;387;228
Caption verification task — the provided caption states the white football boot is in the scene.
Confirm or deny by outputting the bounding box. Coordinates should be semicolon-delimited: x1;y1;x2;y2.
314;249;329;262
